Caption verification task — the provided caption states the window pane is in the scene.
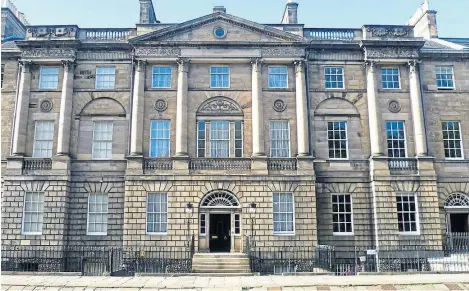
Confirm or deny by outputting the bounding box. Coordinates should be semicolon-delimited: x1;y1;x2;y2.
87;193;108;234
273;193;294;234
147;193;168;233
33;121;54;158
396;193;418;233
22;192;45;234
327;121;348;159
331;194;353;234
324;67;344;89
442;121;463;158
210;66;230;88
152;66;172;88
92;121;113;159
270;121;290;157
436;67;454;89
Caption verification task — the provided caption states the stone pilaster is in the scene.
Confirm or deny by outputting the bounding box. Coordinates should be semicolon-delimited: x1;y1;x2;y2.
365;61;384;156
175;58;189;157
56;61;75;156
11;61;32;156
130;60;146;156
408;61;428;157
294;60;310;157
251;58;265;157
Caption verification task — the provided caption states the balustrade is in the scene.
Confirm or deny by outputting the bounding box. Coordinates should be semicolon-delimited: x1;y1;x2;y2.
23;158;52;170
143;158;173;170
305;28;357;41
267;158;297;170
189;158;251;170
388;158;418;175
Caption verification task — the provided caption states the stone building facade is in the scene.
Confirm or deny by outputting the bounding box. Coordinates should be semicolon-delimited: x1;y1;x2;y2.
1;0;469;259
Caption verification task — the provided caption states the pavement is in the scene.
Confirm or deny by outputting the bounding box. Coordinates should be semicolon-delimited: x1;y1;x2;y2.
1;274;469;291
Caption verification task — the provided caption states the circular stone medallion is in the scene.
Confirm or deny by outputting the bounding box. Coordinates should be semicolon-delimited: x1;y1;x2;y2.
388;100;401;113
273;99;287;112
40;99;53;112
154;99;168;112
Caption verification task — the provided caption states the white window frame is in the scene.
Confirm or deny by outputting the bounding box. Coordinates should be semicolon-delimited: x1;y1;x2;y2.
32;120;54;158
273;192;295;236
442;121;464;160
210;65;230;88
146;193;168;235
21;192;45;235
199;213;207;236
327;121;348;160
209;120;231;158
396;192;420;235
381;67;401;89
39;67;60;89
92;121;113;160
386;121;408;158
86;193;109;236
436;66;455;90
324;66;345;89
331;193;354;236
149;120;171;158
268;66;288;88
269;120;291;158
95;66;116;89
152;66;172;88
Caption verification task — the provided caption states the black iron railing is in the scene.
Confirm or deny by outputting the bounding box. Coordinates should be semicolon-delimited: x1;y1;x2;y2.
334;245;469;275
1;245;194;276
248;245;335;275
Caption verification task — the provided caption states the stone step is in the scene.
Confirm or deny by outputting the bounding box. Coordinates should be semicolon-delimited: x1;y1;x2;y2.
192;260;249;266
193;264;250;270
193;269;251;273
193;253;248;259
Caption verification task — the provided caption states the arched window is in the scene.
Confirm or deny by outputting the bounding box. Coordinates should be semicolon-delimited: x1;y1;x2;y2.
444;193;469;208
200;190;240;208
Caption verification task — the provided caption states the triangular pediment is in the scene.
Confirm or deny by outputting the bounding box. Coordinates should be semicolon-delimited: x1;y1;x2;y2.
131;13;304;43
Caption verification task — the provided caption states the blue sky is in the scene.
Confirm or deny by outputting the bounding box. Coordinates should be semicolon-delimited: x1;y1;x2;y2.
12;0;468;38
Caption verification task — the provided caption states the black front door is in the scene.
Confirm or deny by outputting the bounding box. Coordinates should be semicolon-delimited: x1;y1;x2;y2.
209;214;231;252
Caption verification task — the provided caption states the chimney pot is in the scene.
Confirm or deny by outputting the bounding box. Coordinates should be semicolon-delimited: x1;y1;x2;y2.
281;1;299;24
213;6;226;13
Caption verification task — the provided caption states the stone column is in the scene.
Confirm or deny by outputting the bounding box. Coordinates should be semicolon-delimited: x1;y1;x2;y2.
130;60;146;156
56;61;75;156
294;60;310;156
251;58;265;157
408;61;428;156
11;62;32;156
365;61;384;156
175;58;189;157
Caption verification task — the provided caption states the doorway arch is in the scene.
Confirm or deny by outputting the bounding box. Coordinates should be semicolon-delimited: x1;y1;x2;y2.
198;190;242;253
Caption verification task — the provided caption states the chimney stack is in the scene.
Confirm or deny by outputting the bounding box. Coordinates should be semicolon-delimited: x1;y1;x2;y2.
407;0;438;38
213;6;226;13
281;0;299;24
139;0;160;24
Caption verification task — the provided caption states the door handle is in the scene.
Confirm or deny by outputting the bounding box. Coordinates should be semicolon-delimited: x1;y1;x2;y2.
224;236;228;240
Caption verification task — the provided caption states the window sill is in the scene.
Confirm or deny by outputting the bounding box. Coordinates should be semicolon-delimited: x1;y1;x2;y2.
333;232;355;236
399;232;420;236
22;232;42;236
87;233;107;236
437;88;455;91
444;158;465;161
273;232;295;236
146;232;168;236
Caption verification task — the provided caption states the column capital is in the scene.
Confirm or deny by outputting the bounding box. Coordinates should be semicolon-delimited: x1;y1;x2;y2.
61;60;75;72
135;59;147;72
293;59;306;73
364;60;378;69
250;58;263;72
407;60;421;72
177;58;190;72
19;60;33;73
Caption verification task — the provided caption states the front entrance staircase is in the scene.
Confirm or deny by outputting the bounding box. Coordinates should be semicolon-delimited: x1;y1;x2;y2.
192;253;251;274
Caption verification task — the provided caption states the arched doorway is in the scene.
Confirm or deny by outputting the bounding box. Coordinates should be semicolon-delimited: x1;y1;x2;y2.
198;190;241;253
444;193;469;248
